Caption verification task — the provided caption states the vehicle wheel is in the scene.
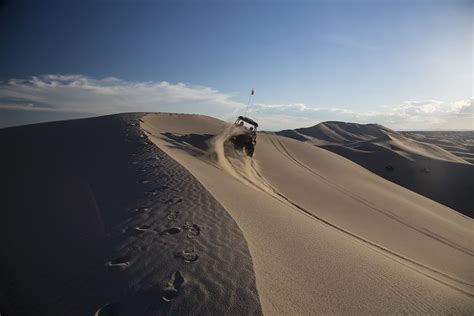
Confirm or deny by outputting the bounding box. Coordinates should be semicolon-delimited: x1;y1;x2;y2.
245;143;254;157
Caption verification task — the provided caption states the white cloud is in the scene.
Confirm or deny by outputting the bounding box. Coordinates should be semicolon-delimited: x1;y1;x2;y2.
0;74;244;118
248;99;473;130
1;74;472;130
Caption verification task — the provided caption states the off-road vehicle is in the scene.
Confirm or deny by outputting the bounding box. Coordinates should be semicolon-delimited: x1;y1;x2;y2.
228;116;258;157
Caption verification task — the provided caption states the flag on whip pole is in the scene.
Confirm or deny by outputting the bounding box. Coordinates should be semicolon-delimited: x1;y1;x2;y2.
245;88;254;116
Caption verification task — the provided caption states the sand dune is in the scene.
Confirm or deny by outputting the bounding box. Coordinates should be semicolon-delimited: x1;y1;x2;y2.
277;122;473;217
142;113;473;314
1;113;473;315
401;131;474;164
278;121;396;145
0;114;261;315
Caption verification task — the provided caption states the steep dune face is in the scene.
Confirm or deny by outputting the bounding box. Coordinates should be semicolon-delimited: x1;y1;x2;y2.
142;113;473;315
0;114;261;315
277;122;473;217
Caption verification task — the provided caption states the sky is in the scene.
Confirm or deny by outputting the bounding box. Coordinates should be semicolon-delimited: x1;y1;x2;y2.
0;0;472;130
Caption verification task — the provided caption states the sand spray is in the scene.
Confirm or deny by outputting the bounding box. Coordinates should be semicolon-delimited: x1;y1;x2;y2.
207;126;282;199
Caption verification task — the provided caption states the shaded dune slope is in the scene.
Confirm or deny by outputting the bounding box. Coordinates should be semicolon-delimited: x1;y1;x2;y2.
142;113;473;315
277;122;473;217
0;114;262;315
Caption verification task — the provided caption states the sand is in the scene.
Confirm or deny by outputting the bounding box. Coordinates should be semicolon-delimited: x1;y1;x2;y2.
277;122;474;217
1;112;473;315
0;114;261;315
401;131;474;164
142;113;473;314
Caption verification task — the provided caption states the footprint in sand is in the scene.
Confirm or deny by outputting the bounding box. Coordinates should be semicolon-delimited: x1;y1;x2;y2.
133;207;150;213
160;227;183;235
135;224;153;233
167;211;179;221
107;255;130;267
161;271;185;302
161;185;178;192
183;223;200;239
165;197;183;204
175;246;199;263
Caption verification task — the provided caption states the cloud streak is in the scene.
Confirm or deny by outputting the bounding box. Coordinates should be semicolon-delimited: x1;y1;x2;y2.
0;74;471;130
248;99;473;130
0;74;243;118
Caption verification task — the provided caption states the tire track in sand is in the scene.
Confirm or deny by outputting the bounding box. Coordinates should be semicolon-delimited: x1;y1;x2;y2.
210;130;473;296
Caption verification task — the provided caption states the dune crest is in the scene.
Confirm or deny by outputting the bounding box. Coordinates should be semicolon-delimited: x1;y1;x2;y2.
277;121;473;217
142;113;474;315
0;114;262;315
1;113;472;314
401;130;474;164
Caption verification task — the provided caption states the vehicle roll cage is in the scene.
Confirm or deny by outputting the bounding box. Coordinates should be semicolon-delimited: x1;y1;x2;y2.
234;116;258;129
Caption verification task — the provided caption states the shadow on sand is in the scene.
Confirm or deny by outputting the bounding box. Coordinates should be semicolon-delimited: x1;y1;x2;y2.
160;132;216;157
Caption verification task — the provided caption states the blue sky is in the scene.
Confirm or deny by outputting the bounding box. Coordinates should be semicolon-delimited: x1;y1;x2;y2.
0;0;472;130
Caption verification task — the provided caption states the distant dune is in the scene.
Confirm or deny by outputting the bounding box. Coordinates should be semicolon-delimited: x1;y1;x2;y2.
277;121;474;217
1;113;473;315
142;114;473;314
401;131;474;164
278;121;396;145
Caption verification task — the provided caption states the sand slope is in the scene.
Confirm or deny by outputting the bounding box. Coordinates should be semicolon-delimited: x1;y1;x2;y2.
277;122;473;217
278;121;397;146
143;113;473;315
0;114;261;315
401;131;474;164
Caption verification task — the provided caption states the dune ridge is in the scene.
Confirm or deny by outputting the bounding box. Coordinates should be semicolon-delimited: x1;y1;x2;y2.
0;114;262;315
279;121;395;145
401;131;474;164
142;113;473;315
1;113;472;315
277;121;473;217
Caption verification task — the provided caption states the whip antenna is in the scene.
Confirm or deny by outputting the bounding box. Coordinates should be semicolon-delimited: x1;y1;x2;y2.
244;88;255;116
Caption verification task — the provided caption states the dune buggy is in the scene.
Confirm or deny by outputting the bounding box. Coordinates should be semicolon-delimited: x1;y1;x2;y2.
228;116;258;157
